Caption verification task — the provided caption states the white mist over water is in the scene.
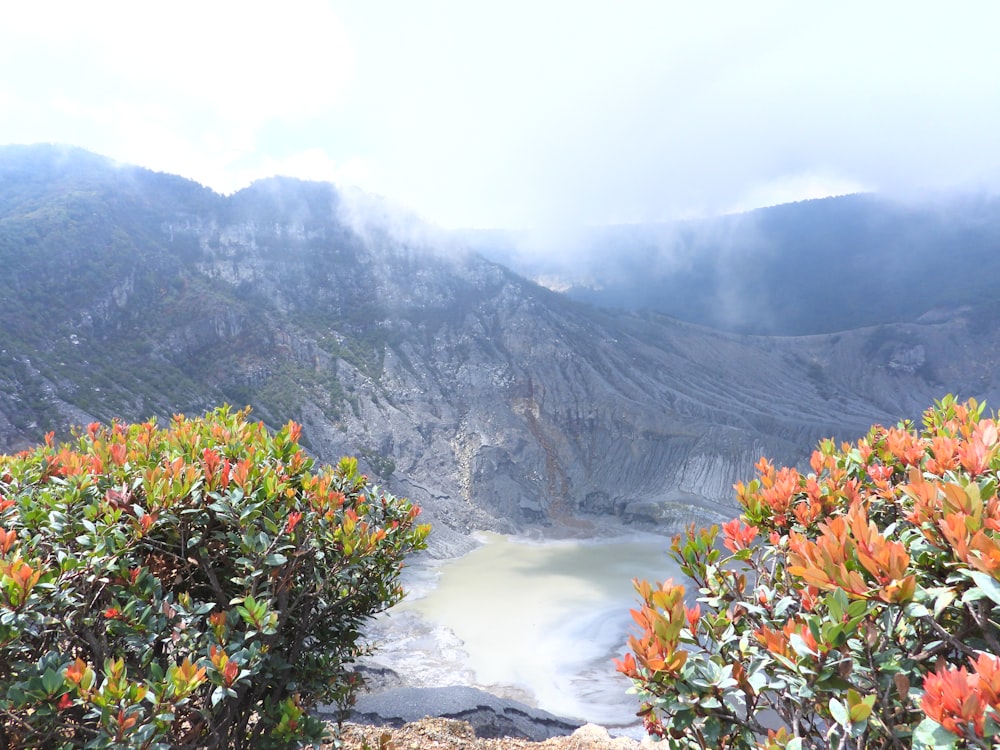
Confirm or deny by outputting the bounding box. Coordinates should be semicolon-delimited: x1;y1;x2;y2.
385;531;684;728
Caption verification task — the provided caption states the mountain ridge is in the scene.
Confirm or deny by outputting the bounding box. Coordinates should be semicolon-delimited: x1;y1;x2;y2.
1;145;998;553
464;191;1000;335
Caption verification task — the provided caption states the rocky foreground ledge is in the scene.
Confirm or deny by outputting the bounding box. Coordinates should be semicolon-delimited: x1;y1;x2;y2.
336;717;641;750
318;686;643;750
347;686;582;741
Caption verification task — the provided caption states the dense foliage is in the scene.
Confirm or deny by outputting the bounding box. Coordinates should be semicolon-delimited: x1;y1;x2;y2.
618;396;1000;749
0;407;429;749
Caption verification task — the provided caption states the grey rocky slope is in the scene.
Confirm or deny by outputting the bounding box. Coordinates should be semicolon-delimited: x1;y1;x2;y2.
1;146;998;554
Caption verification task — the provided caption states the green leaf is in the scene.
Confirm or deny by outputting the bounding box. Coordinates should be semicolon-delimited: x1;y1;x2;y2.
933;588;957;618
825;589;847;622
965;569;1000;607
847;599;869;618
911;717;959;749
815;674;854;692
829;697;849;728
41;668;63;696
132;724;158;744
961;587;986;604
747;670;769;693
701;660;722;684
847;692;876;723
789;633;816;658
773;596;796;617
820;621;844;648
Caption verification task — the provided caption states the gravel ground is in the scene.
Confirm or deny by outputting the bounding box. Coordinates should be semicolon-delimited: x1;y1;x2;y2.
334;717;643;750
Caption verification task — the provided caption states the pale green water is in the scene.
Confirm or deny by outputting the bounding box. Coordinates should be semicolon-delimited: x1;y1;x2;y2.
398;531;683;727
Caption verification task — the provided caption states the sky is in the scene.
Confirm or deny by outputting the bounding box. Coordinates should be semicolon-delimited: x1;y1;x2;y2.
3;2;1000;230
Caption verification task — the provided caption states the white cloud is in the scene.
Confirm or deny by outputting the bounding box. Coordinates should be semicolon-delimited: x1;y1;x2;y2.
6;2;1000;230
0;1;364;198
4;1;354;159
94;0;354;124
46;96;205;178
729;174;870;214
244;148;373;190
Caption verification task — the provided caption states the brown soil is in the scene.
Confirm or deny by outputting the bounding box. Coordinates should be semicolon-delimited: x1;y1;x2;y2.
333;718;642;750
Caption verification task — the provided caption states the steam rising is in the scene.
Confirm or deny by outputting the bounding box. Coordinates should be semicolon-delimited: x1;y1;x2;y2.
337;186;467;259
459;189;1000;336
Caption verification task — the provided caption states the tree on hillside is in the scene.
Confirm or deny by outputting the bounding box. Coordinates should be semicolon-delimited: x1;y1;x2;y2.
618;395;1000;749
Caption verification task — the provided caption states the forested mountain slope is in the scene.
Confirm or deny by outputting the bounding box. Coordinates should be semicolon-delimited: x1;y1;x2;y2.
2;145;997;553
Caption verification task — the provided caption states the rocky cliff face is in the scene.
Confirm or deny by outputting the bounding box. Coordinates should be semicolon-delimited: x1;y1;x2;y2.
164;193;1000;552
2;146;999;554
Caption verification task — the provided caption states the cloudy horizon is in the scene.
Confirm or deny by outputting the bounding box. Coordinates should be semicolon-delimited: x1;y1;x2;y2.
3;2;1000;231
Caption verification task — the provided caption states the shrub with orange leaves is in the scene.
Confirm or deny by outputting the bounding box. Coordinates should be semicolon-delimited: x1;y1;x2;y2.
618;396;1000;749
0;407;429;750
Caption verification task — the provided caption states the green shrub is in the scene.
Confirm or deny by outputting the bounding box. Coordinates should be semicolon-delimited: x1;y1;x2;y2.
618;396;1000;749
0;407;429;749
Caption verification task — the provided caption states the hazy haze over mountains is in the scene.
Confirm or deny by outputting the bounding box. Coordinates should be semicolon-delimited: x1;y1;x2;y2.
2;145;1000;555
462;192;1000;335
4;3;1000;231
